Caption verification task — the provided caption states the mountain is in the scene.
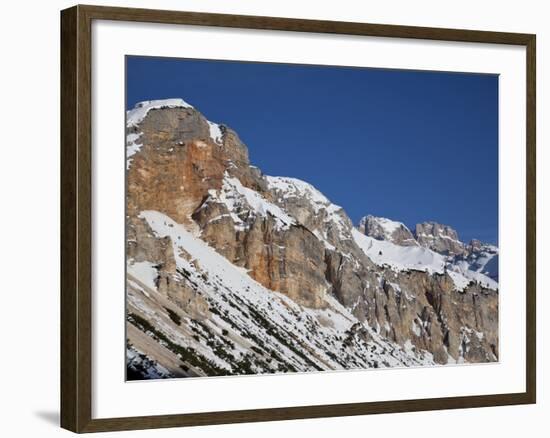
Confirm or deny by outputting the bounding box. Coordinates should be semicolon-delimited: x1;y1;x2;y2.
358;217;499;283
125;99;499;379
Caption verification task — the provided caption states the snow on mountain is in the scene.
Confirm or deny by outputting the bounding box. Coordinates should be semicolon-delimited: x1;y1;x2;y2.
126;99;193;170
126;260;158;291
450;260;498;290
266;175;350;237
463;240;499;281
207;121;224;145
126;98;194;128
266;176;338;213
356;215;498;289
415;222;466;256
126;132;143;170
351;228;496;292
127;344;172;380
352;228;446;275
478;252;498;280
126;100;225;168
446;271;471;291
203;173;296;231
125;99;499;377
360;215;400;237
126;210;435;376
358;215;418;246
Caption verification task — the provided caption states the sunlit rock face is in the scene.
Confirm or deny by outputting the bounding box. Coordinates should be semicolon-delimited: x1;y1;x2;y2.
125;100;499;379
414;222;466;256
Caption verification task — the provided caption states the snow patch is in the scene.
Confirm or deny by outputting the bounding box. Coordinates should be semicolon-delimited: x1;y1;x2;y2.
126;99;193;128
127;345;172;379
266;176;333;212
446;270;470;291
266;175;349;236
126;132;143;170
208;174;296;231
207;121;223;145
352;229;496;291
450;260;498;290
136;210;437;373
352;228;446;275
127;260;158;291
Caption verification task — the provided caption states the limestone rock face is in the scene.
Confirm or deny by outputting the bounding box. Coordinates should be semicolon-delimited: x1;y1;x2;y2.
360;269;498;364
125;99;499;378
358;215;418;246
415;222;467;256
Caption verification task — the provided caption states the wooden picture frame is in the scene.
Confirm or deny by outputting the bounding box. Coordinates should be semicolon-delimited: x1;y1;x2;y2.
60;4;536;433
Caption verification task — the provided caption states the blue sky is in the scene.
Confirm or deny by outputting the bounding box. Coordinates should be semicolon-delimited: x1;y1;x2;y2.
126;56;498;245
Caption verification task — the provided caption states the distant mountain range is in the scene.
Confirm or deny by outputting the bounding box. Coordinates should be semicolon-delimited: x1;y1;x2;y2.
125;99;499;380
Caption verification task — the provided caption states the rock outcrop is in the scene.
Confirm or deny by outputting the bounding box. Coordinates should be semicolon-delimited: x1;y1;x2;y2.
415;222;467;256
358;215;418;246
125;99;499;379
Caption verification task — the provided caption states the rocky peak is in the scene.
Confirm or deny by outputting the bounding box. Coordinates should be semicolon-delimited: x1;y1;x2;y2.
358;215;418;247
266;176;354;244
414;221;466;256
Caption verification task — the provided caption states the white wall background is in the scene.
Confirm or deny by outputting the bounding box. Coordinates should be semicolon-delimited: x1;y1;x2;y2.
0;0;546;436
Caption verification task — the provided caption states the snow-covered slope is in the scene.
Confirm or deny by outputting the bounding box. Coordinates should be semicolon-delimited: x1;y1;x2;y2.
352;228;446;274
265;175;353;252
351;228;497;291
449;260;498;290
203;173;296;231
127;99;194;128
127;210;435;377
266;176;349;233
463;242;499;281
266;176;340;214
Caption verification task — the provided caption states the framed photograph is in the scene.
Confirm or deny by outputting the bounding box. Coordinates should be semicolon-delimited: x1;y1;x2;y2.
60;5;536;433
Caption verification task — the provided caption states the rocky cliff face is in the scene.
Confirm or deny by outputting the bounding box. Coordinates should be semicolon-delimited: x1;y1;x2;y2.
415;222;466;256
125;99;499;379
359;215;418;246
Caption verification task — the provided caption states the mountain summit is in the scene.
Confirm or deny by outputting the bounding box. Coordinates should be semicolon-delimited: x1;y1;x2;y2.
125;99;499;379
358;215;417;246
415;221;466;256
